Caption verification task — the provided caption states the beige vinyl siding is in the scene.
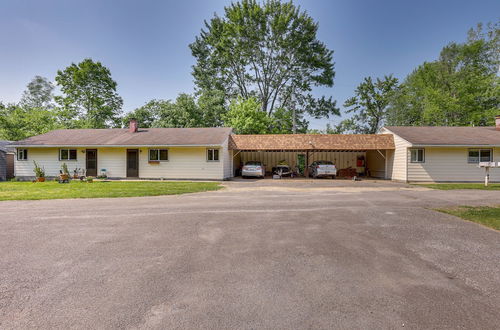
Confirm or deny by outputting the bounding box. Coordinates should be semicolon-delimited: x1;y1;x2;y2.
15;147;86;177
222;137;233;179
407;147;500;182
380;128;411;181
391;134;411;181
15;146;227;180
385;149;394;179
138;147;224;180
98;148;127;178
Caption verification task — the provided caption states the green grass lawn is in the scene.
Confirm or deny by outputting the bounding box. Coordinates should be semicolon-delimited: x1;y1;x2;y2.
419;183;500;190
437;206;500;231
0;180;222;201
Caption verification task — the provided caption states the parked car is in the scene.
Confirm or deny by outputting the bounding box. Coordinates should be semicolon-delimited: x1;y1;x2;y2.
309;160;337;179
242;161;265;178
272;164;295;178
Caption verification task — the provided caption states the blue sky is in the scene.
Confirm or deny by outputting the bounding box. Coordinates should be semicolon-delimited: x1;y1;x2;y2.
0;0;498;129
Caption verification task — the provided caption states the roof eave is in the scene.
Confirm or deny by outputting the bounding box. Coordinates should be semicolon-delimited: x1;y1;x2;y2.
9;144;224;148
412;144;500;147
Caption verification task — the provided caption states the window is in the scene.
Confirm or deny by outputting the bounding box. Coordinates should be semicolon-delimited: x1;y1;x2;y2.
60;149;77;161
410;148;425;163
149;149;168;161
468;149;492;163
17;149;28;161
207;148;219;161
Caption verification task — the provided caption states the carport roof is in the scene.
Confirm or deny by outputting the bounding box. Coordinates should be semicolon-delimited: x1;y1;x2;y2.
229;134;395;151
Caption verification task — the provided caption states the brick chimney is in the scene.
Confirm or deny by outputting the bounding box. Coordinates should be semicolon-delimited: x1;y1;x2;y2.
129;119;138;133
496;115;500;131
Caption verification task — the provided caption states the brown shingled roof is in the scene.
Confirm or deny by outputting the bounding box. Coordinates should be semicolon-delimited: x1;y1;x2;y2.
383;126;500;146
229;134;395;150
12;127;233;146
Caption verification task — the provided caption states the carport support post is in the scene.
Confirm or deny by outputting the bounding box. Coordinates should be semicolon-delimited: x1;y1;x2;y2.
305;151;309;177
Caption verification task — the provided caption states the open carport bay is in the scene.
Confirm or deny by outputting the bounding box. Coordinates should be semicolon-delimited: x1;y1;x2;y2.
235;149;387;178
0;181;499;329
230;134;393;178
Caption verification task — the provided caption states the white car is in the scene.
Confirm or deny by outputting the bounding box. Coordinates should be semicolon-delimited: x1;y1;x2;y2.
242;161;265;178
309;160;337;179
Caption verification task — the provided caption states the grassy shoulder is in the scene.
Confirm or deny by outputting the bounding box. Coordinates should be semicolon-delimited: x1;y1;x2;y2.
436;206;500;231
0;180;222;201
418;183;500;190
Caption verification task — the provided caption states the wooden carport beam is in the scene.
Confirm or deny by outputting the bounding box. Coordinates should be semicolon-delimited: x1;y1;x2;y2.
376;149;386;159
232;150;242;158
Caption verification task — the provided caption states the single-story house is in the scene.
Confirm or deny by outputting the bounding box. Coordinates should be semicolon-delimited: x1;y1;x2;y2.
10;121;233;180
0;140;15;181
381;121;500;182
8;116;500;182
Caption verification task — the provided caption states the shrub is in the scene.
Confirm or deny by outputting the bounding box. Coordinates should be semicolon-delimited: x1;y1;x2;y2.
33;161;45;178
61;163;70;175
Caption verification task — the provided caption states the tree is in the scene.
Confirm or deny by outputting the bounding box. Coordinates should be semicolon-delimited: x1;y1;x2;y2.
387;22;500;126
20;76;54;109
0;102;59;141
152;94;203;128
269;107;308;133
339;75;399;133
223;97;272;134
122;102;160;128
55;58;123;128
197;90;227;127
0;76;60;141
190;0;338;123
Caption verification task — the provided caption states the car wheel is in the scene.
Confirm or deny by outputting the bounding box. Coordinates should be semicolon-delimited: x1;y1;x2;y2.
332;175;336;179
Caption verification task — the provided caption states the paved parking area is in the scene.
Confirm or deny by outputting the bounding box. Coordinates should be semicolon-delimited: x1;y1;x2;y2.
0;180;499;329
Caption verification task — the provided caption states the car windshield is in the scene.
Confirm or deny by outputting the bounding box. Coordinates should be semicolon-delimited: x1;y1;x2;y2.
245;161;262;166
317;161;333;165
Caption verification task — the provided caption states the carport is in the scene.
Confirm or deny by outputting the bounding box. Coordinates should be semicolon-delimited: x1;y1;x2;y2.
229;134;395;178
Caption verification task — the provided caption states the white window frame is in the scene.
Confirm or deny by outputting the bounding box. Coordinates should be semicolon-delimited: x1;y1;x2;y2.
17;149;28;161
207;148;220;162
59;149;77;161
148;149;169;161
468;149;492;164
410;148;425;163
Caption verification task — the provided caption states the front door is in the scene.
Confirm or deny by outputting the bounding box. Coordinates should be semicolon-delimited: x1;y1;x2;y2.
127;149;139;177
86;149;97;177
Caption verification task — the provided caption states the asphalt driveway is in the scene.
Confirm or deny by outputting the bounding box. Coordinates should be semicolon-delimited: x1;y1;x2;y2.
1;180;499;329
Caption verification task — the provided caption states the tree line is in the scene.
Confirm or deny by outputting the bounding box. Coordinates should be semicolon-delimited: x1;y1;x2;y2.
1;0;498;141
337;22;499;134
